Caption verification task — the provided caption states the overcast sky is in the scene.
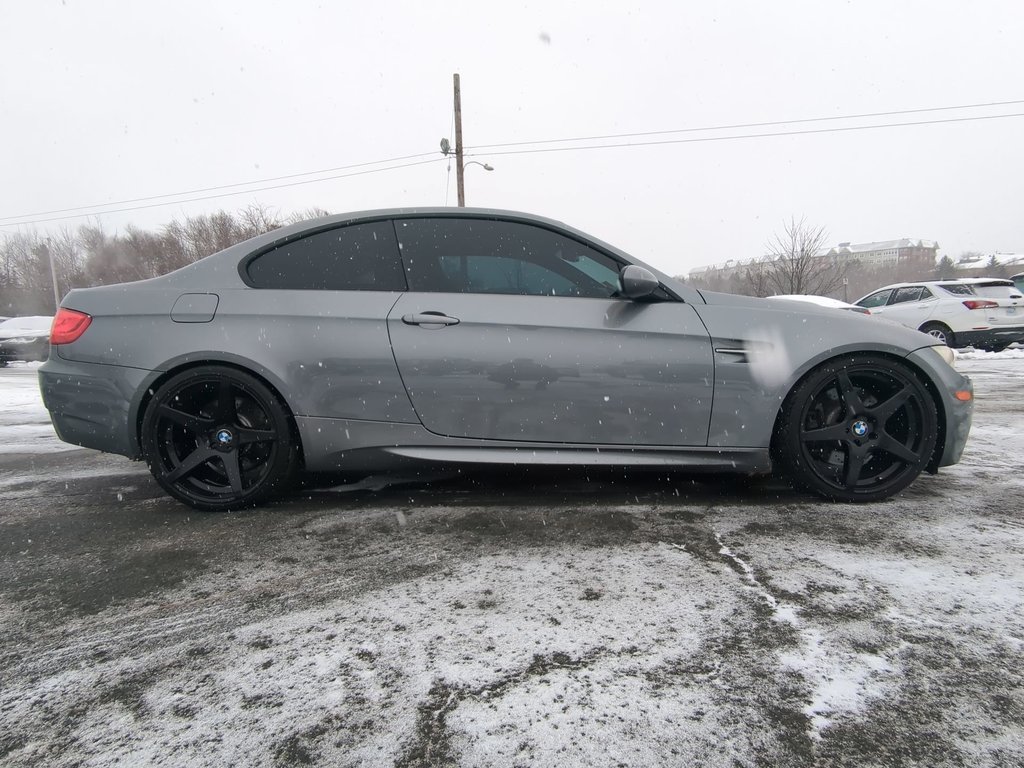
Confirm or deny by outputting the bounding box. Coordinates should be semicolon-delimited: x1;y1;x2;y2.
2;0;1022;276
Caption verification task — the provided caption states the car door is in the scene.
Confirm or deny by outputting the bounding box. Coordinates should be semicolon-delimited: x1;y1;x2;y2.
878;285;937;329
386;216;714;446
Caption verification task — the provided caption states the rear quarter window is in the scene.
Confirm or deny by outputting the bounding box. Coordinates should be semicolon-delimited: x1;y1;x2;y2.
938;284;975;297
246;221;406;291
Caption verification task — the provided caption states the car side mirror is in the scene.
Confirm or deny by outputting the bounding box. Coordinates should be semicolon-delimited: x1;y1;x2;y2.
618;265;660;299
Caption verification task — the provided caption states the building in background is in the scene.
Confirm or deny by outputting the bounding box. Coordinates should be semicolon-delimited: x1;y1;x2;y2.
824;239;938;269
957;252;1024;273
687;237;939;285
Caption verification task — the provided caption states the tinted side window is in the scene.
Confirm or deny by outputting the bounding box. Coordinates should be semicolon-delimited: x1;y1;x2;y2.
246;221;405;290
439;254;579;295
395;218;622;298
891;286;923;304
857;290;892;308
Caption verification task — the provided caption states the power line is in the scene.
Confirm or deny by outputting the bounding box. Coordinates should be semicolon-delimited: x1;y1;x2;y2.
464;98;1024;151
0;151;440;223
464;112;1024;158
5;98;1022;230
0;158;446;229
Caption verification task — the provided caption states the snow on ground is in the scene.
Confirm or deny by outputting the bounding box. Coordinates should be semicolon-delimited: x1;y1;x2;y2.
0;350;1022;766
0;362;77;454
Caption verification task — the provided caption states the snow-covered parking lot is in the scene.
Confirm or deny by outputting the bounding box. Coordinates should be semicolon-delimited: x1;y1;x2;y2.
1;352;1023;767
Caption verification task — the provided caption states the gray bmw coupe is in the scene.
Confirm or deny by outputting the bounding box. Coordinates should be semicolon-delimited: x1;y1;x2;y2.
39;208;973;510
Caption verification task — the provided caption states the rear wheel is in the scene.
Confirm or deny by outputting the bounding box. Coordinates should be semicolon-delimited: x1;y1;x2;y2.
141;366;299;511
919;322;955;347
773;356;938;502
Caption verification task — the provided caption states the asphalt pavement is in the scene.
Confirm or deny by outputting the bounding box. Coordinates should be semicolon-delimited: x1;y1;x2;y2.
1;356;1022;767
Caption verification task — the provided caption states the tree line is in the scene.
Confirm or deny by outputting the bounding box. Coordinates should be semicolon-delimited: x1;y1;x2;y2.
0;204;328;316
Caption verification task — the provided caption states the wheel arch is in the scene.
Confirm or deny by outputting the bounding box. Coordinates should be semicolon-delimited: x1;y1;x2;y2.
769;350;947;473
134;353;306;469
918;319;953;337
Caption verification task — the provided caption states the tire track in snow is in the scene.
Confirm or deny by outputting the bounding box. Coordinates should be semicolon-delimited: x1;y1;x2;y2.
712;529;895;740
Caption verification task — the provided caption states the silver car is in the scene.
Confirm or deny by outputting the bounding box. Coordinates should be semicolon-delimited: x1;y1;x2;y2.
39;208;973;510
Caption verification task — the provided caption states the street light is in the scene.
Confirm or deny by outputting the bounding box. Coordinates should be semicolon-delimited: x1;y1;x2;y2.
440;134;494;205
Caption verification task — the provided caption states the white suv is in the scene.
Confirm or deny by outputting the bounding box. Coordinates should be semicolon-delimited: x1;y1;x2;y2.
855;278;1024;351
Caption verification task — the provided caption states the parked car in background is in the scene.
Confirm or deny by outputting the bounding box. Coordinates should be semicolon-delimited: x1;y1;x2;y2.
855;278;1024;351
0;315;53;366
766;294;872;315
39;208;973;510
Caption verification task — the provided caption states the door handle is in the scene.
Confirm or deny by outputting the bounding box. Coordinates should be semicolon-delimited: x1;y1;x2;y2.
401;312;460;327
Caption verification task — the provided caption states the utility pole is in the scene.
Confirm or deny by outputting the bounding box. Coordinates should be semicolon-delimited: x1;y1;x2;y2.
453;72;465;207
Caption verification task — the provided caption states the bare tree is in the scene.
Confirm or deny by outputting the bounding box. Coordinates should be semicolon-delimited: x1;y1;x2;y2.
287;206;331;225
0;202;335;315
739;258;775;298
759;216;845;297
238;203;283;239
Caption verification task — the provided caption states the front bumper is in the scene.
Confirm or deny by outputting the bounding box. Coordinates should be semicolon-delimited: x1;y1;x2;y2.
38;357;154;459
906;347;973;469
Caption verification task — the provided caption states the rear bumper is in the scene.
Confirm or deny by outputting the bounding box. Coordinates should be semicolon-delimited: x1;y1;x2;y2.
954;326;1024;350
38;357;154;459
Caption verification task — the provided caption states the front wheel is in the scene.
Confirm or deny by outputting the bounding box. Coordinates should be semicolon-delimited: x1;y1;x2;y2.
773;356;938;502
141;366;299;511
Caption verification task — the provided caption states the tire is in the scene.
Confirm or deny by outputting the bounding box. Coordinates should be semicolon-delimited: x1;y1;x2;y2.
141;366;299;511
773;355;938;502
919;322;955;348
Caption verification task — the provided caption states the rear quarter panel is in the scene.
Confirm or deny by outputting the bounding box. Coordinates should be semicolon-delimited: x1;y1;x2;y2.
57;285;419;424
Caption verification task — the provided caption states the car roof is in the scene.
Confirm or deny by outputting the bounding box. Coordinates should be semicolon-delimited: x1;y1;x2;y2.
865;277;1014;292
130;206;706;305
0;315;53;329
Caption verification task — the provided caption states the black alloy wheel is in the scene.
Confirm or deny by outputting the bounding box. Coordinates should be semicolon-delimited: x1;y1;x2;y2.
141;366;298;511
774;356;938;502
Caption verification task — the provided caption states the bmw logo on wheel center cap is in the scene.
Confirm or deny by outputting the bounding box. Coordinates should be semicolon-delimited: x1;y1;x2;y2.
216;429;234;445
851;420;869;437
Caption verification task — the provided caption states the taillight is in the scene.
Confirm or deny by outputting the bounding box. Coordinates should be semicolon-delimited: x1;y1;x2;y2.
962;299;998;310
50;308;92;345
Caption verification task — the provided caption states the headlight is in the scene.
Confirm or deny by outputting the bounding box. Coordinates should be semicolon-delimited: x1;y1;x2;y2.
932;345;956;367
